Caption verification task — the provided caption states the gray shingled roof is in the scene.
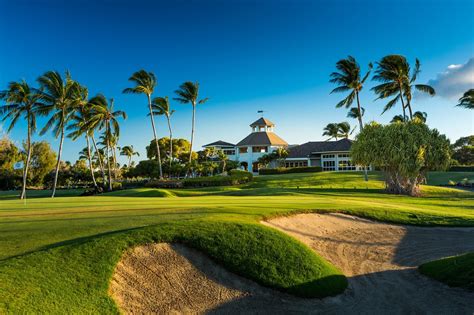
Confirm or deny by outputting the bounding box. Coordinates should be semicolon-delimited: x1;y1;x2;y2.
287;139;352;158
250;117;275;127
236;132;288;146
202;140;235;147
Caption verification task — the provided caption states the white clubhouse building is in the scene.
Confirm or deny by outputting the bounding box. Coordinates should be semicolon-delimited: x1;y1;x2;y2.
203;117;364;173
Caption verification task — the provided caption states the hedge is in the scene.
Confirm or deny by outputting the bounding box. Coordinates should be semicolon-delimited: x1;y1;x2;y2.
145;170;254;189
259;166;322;175
183;170;253;188
449;166;474;172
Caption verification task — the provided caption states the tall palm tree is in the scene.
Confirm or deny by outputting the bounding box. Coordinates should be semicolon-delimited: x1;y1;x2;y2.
87;95;126;191
123;70;163;179
330;56;372;132
322;123;340;140
372;55;409;119
150;96;175;168
457;89;474;109
174;81;209;164
0;80;44;199
38;71;78;198
403;59;435;118
120;145;140;167
372;55;435;120
66;84;98;188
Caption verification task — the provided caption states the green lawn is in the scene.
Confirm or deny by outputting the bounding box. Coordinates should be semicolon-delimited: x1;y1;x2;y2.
419;252;474;291
0;171;473;313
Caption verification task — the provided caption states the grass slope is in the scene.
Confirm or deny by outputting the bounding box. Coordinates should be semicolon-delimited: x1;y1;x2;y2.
0;171;473;313
0;222;346;313
419;252;474;291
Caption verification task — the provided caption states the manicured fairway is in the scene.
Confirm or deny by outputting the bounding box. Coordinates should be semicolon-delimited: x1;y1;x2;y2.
0;172;473;313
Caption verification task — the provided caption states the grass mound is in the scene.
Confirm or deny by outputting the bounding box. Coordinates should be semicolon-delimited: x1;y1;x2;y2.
0;222;347;313
419;252;474;291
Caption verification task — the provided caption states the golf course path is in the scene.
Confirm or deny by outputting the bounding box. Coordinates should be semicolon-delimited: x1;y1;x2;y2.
110;214;474;314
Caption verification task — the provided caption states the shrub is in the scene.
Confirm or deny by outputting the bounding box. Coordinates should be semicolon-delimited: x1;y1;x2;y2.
183;171;253;188
449;165;474;172
259;166;322;175
145;180;184;189
111;182;123;190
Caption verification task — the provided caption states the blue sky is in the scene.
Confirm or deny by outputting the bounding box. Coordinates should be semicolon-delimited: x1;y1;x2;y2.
1;0;473;164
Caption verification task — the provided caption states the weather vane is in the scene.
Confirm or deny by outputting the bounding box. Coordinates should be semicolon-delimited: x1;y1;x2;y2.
257;110;265;117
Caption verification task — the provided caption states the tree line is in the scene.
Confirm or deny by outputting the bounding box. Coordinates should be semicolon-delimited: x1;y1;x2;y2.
0;70;208;199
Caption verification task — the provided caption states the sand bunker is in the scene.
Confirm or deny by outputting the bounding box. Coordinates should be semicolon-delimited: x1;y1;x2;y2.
110;214;474;314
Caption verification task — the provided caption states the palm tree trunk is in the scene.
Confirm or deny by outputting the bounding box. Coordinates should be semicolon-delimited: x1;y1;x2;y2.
356;91;368;182
406;100;413;120
106;125;113;191
147;94;163;179
51;128;65;198
85;135;98;188
112;145;118;180
189;103;196;163
398;84;407;121
20;118;32;200
128;156;132;168
91;135;106;187
167;115;173;170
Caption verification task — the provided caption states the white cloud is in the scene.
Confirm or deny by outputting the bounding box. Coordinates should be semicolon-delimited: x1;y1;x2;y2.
428;58;474;100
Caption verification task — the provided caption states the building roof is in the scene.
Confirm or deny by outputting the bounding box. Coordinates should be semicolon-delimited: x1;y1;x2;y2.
287;139;352;158
202;140;235;147
250;117;275;127
236;132;288;146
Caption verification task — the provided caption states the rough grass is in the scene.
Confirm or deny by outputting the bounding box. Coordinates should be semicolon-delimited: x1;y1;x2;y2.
419;252;474;291
0;171;473;313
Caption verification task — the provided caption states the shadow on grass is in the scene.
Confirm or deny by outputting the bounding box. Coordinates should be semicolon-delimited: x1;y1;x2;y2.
0;226;144;262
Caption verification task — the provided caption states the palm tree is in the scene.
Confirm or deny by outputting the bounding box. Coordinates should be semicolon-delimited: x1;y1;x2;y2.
372;55;434;120
372;55;409;119
120;145;140;167
150;96;175;168
0;80;44;199
337;122;352;139
457;89;474;109
216;149;228;173
347;106;365;120
330;56;372;133
87;95;126;191
322;123;340;140
123;70;163;179
38;71;78;198
403;59;435;117
413;111;427;123
174;81;209;164
66;84;98;188
390;114;406;123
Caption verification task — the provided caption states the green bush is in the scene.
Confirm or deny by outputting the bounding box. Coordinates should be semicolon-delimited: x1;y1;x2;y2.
145;179;183;189
449;165;474;172
183;171;253;188
259;166;322;175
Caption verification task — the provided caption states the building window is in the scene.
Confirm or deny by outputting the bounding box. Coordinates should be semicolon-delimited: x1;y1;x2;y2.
323;160;336;171
338;160;356;171
223;150;235;155
322;154;336;159
239;147;248;154
252;146;268;153
338;153;350;158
